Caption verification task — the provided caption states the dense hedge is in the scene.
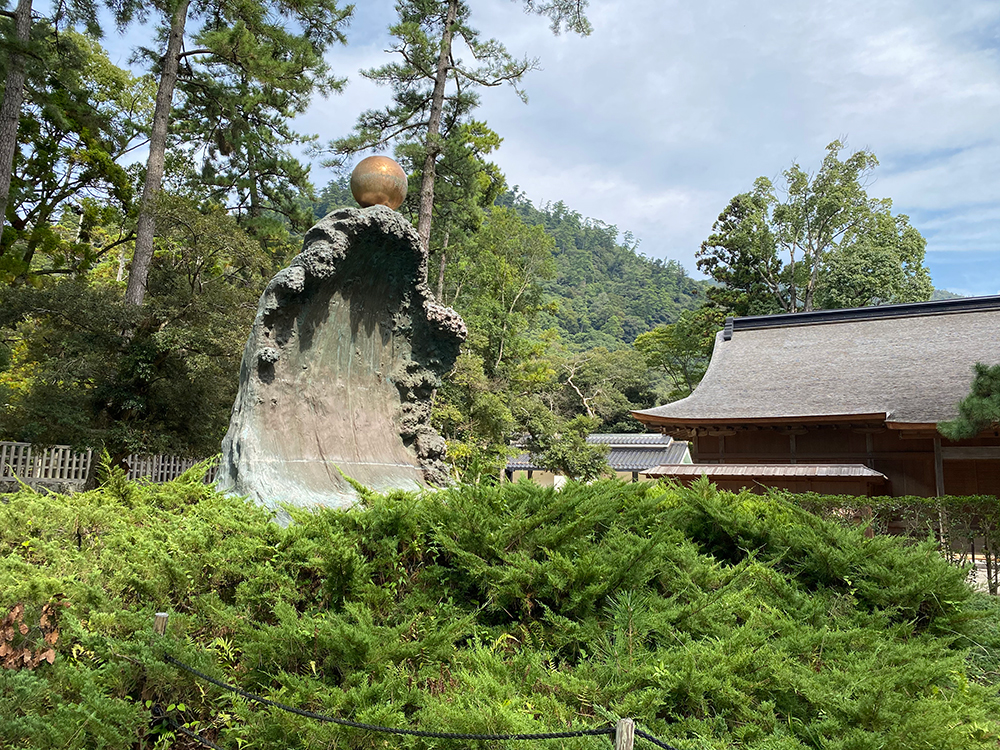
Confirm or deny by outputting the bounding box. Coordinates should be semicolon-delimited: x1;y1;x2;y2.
2;469;1000;749
783;492;1000;593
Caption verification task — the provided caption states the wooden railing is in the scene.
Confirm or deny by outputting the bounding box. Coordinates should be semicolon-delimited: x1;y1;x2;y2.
0;441;217;486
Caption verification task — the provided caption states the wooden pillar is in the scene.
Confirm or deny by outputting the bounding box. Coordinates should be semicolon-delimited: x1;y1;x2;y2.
933;437;945;497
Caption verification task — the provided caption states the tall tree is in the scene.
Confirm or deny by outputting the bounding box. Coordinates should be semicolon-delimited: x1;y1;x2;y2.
452;206;556;376
0;0;107;245
634;305;725;401
396;119;506;299
0;0;32;245
329;0;590;254
693;184;782;316
125;0;352;307
171;17;350;259
697;141;933;314
1;29;151;282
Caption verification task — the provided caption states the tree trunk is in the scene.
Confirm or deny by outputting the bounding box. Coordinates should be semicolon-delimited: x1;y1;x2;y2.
416;0;458;255
125;0;190;308
436;228;449;300
0;0;33;249
788;245;797;312
248;151;262;220
804;241;821;312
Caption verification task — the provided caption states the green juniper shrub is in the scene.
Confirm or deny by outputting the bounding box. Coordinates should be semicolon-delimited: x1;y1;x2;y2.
0;473;998;749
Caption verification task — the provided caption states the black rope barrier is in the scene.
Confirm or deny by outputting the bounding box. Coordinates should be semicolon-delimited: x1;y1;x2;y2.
164;654;615;742
634;728;684;750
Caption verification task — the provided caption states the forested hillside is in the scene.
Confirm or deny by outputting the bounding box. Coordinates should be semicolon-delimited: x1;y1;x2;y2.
498;190;706;349
313;182;707;350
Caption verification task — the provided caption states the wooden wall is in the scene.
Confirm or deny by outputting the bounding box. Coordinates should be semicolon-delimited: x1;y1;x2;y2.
690;425;1000;497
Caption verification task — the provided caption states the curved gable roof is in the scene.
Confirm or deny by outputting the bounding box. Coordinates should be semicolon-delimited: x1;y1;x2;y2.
635;296;1000;427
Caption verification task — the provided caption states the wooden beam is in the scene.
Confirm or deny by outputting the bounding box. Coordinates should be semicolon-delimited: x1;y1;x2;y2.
940;446;1000;460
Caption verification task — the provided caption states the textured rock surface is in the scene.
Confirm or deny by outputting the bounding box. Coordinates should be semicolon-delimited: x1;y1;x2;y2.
217;206;466;516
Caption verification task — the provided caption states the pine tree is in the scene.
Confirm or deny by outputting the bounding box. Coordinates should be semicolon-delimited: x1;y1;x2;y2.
125;0;352;307
0;29;150;282
0;0;107;247
329;0;591;255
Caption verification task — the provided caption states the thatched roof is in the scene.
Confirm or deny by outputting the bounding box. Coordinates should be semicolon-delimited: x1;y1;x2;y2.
634;296;1000;428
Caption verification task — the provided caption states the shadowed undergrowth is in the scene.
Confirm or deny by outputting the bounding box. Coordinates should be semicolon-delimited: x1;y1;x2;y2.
2;469;999;749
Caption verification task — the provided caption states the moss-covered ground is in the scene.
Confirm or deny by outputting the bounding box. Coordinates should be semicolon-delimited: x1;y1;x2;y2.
2;466;1000;749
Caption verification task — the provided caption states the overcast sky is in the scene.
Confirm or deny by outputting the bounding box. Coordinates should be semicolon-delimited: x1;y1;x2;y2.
102;0;1000;296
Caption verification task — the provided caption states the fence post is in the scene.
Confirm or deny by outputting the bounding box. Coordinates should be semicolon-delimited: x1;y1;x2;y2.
615;719;634;750
153;612;169;637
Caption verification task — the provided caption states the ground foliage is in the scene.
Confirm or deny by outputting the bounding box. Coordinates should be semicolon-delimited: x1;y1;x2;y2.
787;491;1000;595
2;470;1000;749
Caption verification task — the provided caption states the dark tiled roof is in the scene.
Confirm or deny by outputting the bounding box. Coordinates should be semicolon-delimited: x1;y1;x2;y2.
585;433;674;446
508;437;689;472
634;295;1000;427
645;463;887;479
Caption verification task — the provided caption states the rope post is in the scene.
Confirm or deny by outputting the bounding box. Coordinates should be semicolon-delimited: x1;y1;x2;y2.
615;719;634;750
153;612;169;637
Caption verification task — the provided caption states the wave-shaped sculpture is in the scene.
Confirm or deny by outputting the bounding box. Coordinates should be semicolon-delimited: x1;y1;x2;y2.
217;206;466;517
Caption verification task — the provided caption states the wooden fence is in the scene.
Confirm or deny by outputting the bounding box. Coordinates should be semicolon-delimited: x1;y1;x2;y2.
0;441;217;486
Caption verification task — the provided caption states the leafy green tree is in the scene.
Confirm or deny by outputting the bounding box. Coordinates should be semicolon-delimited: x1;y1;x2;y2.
556;346;656;431
451;206;556;375
693;185;781;316
634;305;725;401
698;141;933;314
125;0;352;307
0;194;266;465
519;406;609;480
396;119;506;299
432;350;517;482
0;30;152;283
329;0;590;254
0;0;34;245
819;209;933;308
0;0;113;246
939;363;1000;440
170;23;346;265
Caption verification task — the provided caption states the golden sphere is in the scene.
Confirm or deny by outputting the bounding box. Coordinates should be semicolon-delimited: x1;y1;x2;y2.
350;155;408;210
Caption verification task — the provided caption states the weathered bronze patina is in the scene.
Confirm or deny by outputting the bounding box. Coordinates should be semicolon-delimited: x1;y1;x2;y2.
217;206;466;521
350;155;408;210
